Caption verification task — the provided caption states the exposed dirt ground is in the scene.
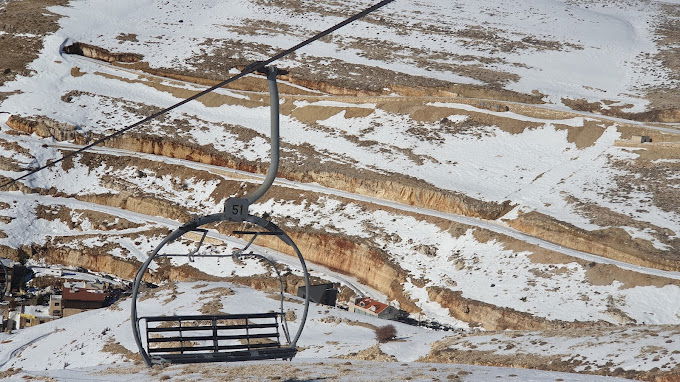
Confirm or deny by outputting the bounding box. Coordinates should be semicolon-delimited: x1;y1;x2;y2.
79;359;614;382
0;0;67;99
646;3;680;112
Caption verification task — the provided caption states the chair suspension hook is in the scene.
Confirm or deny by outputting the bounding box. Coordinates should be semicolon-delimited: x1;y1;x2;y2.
224;66;281;222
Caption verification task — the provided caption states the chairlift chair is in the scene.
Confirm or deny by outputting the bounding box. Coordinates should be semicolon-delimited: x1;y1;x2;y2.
130;67;311;366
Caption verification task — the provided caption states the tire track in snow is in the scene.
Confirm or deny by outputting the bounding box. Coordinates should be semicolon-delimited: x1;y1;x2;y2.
0;329;58;368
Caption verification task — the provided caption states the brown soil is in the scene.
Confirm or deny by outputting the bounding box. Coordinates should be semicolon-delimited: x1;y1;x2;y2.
646;3;680;113
101;338;142;362
199;297;226;314
63;42;142;63
562;97;680;123
200;286;235;296
0;368;21;379
337;344;397;362
319;315;378;331
425;347;588;376
612;161;680;224
0;0;67;93
586;262;678;289
615;125;680;145
35;204;144;231
198;286;234;314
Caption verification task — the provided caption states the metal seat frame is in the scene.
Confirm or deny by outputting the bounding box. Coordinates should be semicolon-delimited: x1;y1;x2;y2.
130;66;311;366
143;311;297;364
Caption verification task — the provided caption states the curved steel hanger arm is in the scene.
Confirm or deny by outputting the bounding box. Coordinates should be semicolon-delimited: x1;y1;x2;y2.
245;67;280;205
223;66;281;221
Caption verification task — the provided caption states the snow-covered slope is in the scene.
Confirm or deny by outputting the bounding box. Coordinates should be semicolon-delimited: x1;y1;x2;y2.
0;281;447;369
1;360;638;382
0;0;678;379
44;0;677;111
0;281;663;381
1;0;678;255
3;161;680;327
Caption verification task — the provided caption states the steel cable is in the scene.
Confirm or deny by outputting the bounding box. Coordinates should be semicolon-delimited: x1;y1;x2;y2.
0;0;395;189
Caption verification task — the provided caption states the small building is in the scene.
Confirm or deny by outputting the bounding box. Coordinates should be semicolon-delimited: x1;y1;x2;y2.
297;283;338;307
631;135;652;143
348;297;407;321
49;295;63;317
0;258;16;296
8;305;55;329
1;306;10;332
62;282;108;317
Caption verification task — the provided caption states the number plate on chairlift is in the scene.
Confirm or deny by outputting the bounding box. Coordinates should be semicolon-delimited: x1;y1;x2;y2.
224;197;250;221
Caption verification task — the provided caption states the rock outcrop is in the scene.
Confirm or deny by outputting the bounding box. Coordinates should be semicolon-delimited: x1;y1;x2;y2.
507;211;680;272
248;228;600;330
62;42;142;63
6;114;513;220
426;286;609;330
6;115;80;141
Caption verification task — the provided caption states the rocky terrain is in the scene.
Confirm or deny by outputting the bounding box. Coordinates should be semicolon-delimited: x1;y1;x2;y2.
0;0;679;380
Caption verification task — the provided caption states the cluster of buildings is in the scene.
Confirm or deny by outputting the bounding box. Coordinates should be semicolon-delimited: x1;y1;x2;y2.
1;258;125;331
4;281;114;330
3;262;438;332
296;283;407;321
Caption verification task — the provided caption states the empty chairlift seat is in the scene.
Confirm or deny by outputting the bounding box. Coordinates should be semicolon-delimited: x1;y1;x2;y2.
130;224;311;366
143;312;297;363
130;67;310;366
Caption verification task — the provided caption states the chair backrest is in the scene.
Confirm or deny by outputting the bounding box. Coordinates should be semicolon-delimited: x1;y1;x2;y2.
143;313;284;356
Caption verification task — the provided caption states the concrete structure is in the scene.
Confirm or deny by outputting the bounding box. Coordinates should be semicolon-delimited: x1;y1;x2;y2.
631;135;652;143
62;282;108;317
348;297;407;321
49;295;63;317
297;283;338;306
9;305;55;329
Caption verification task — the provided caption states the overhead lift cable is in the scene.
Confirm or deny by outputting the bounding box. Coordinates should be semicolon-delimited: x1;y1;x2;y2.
0;0;395;190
